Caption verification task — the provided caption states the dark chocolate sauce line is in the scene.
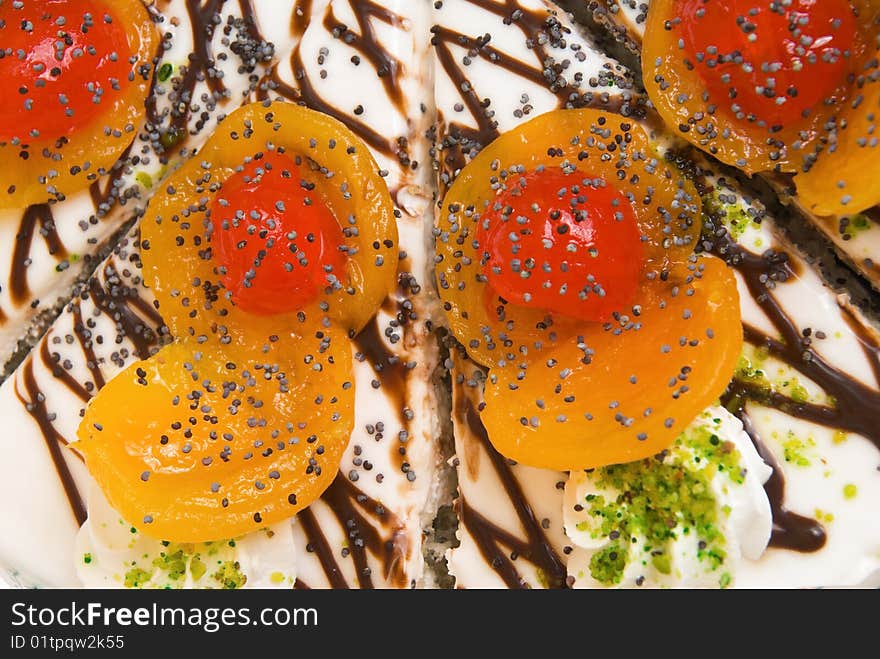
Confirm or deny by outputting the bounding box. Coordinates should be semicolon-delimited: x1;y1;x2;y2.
322;0;405;110
40;334;91;405
588;0;644;47
298;506;350;589
841;304;880;387
149;0;267;135
724;395;827;553
352;313;409;429
87;141;136;213
9;204;68;306
7;136;135;318
86;266;160;361
297;474;409;589
457;396;567;589
176;0;229;133
319;474;409;589
260;0;405;157
268;50;393;156
689;164;880;551
14;359;88;526
71;299;108;395
15;256;167;527
432;0;564;170
235;0;263;44
732;248;880;450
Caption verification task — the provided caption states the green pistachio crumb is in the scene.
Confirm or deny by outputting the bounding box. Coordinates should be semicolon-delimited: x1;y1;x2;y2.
136;171;153;189
589;543;627;585
158;62;174;82
213;561;247;590
190;557;207;581
582;415;747;586
782;433;814;467
124;567;152;589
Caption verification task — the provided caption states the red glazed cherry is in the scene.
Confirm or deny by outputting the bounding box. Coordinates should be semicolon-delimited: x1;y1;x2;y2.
210;153;346;316
0;0;135;142
676;0;857;129
477;170;643;322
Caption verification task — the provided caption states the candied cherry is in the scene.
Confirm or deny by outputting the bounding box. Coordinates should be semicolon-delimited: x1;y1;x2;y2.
0;0;156;208
478;170;642;322
0;0;135;142
676;0;857;131
210;153;346;316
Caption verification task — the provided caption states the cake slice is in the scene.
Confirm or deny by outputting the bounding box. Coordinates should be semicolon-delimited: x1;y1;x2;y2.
433;0;880;588
0;0;442;589
433;0;641;588
256;0;442;589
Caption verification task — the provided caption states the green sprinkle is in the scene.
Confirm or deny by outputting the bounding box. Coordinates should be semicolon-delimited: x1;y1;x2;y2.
719;572;732;589
136;171;153;189
788;382;809;403
781;433;813;467
213;561;247;590
701;194;758;239
82;553;93;565
844;214;871;236
159;128;182;149
158;62;173;82
124;567;152;589
190;557;207;581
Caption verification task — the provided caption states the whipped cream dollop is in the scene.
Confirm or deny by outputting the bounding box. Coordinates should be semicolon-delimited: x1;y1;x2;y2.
75;483;296;589
565;406;772;588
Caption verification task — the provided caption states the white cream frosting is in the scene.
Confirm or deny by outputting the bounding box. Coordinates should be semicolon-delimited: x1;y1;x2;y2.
564;406;772;588
76;482;297;589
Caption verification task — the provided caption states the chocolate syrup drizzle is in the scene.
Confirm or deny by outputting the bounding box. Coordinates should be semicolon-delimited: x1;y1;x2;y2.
585;0;645;52
9;205;67;307
147;0;268;138
455;392;567;589
5;140;137;328
258;0;407;158
690;161;880;552
13;250;166;528
297;474;409;589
